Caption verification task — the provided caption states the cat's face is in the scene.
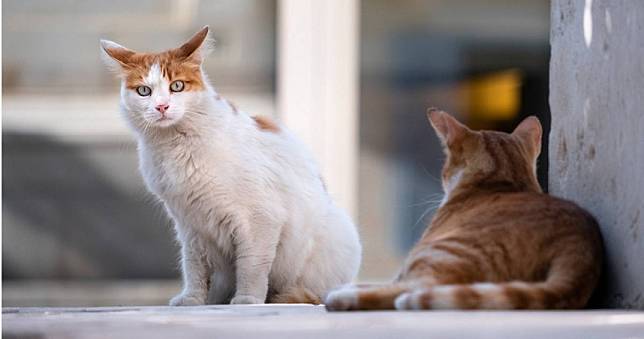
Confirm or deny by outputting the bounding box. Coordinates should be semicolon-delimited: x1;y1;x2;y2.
427;109;543;200
100;27;210;129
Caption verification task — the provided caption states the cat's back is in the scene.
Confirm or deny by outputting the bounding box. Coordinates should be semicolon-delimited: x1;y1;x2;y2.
427;191;602;257
410;191;601;283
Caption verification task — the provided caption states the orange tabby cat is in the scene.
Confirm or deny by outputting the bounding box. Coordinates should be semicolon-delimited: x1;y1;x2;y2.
325;109;603;310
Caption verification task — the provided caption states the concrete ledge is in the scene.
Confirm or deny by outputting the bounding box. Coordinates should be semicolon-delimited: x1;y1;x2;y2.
3;305;644;339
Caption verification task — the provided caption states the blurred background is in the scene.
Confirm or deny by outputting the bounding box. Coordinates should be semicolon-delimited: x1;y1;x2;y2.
2;0;550;306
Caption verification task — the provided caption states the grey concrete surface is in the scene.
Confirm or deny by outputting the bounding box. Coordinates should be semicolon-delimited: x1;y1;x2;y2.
3;305;644;339
549;1;644;309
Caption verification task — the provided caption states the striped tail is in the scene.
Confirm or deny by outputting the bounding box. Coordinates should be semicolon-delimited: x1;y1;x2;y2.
326;279;587;311
394;282;553;310
395;256;599;310
326;260;598;311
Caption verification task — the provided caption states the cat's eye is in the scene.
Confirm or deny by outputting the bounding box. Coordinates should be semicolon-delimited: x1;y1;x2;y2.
170;80;185;93
136;86;151;96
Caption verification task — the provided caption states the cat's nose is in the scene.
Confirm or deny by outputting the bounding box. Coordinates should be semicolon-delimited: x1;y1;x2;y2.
156;104;170;114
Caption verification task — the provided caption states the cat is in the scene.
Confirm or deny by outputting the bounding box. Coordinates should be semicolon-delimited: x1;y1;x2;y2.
326;109;603;310
100;26;361;305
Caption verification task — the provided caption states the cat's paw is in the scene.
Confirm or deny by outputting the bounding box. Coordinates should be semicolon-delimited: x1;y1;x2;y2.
324;286;358;311
169;293;205;306
230;294;263;304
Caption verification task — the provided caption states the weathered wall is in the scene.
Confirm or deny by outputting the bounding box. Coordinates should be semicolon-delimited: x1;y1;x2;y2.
550;0;644;309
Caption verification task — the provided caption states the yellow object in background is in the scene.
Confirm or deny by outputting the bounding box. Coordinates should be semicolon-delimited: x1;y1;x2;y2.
462;69;522;123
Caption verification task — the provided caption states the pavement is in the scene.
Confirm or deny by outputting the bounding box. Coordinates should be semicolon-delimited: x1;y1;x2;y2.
3;305;644;339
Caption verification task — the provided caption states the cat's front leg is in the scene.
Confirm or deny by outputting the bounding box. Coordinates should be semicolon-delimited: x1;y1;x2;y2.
230;223;280;304
170;237;211;306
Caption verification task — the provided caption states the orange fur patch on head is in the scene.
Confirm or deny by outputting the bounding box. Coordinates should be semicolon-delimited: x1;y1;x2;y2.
252;116;280;133
118;52;205;91
101;26;210;92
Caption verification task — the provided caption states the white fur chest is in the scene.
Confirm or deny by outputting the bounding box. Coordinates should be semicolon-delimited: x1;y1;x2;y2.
137;137;240;256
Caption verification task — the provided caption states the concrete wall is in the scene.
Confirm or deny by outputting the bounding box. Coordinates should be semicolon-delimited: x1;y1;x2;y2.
550;0;644;309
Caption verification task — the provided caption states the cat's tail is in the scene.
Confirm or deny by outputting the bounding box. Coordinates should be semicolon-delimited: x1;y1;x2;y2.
393;279;589;310
326;257;599;311
270;286;322;304
395;258;598;310
393;282;545;310
326;280;583;311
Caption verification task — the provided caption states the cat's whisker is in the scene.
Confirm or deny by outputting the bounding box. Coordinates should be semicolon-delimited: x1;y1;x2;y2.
412;205;436;230
409;192;443;207
421;166;441;184
409;196;443;207
140;120;152;136
184;109;208;116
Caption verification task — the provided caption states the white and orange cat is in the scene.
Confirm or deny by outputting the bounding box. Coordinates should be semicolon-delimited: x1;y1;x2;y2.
326;109;603;310
100;27;361;305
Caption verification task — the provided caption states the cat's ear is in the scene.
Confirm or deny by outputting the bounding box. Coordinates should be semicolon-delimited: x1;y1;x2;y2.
512;116;542;156
100;39;136;72
174;26;212;63
426;108;469;147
